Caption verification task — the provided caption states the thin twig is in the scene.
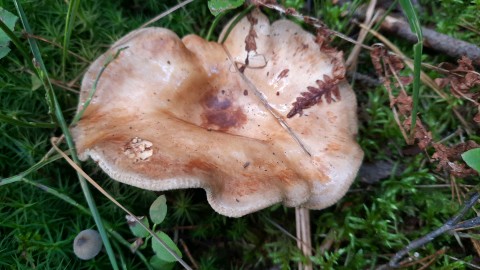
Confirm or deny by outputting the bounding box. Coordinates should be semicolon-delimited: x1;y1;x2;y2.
23;33;89;62
346;0;378;69
388;192;480;268
180;239;199;269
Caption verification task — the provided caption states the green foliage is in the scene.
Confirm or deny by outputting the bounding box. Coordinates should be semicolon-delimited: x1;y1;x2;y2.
462;148;480;173
150;255;175;270
149;195;167;225
126;195;182;269
151;231;182;263
127;215;150;238
208;0;244;16
0;7;17;59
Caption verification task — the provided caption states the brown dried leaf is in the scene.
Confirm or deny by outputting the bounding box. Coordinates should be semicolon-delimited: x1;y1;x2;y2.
315;27;335;53
434;77;450;89
432;140;480;178
474;106;480;123
287;29;345;118
370;46;385;77
392;91;413;115
331;52;346;80
245;13;258;54
439;56;480;97
370;45;405;78
395;76;413;87
287;75;341;118
387;54;404;74
403;117;432;150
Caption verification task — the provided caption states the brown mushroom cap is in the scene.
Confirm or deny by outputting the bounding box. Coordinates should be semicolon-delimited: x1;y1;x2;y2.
72;10;363;217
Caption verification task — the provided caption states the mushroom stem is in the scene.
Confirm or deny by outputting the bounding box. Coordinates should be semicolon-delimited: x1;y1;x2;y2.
295;207;312;270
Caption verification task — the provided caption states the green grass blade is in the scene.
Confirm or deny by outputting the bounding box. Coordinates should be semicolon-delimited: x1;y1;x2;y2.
0;154;63;186
62;0;81;79
21;178;91;215
399;0;423;136
0;111;56;128
12;1;119;269
71;46;128;125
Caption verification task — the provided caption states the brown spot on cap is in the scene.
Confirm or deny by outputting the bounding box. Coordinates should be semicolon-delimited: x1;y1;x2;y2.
243;89;248;96
201;92;247;131
277;69;289;79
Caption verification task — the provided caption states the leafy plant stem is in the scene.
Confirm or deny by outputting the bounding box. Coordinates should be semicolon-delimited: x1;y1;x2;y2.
206;9;230;41
12;1;119;269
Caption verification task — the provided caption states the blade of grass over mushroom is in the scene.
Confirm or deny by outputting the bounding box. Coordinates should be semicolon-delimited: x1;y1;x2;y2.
71;46;128;125
0;112;56;128
139;0;196;29
219;5;254;44
61;0;81;79
399;0;423;137
11;1;119;269
221;44;312;157
50;138;193;270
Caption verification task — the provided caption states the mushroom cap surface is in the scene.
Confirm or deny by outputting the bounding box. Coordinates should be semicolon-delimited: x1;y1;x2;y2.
72;10;363;217
73;229;103;260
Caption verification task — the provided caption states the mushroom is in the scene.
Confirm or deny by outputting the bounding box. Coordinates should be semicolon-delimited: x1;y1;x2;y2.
72;10;363;217
73;229;103;260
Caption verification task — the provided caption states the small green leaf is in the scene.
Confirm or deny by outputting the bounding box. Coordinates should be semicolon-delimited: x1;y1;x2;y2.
31;74;42;91
149;195;167;225
151;231;182;262
126;215;150;238
462;148;480;173
149;255;175;270
0;7;18;59
208;0;244;16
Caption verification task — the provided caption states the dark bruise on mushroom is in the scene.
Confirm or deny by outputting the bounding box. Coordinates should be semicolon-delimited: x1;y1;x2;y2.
72;9;363;217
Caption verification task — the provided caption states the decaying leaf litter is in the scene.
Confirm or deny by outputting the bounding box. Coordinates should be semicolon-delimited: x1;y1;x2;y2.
0;0;478;268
